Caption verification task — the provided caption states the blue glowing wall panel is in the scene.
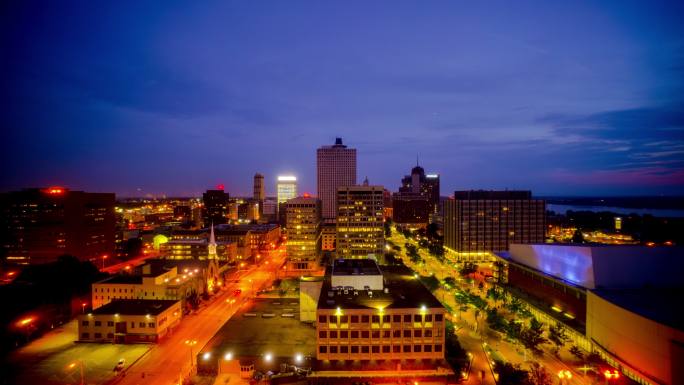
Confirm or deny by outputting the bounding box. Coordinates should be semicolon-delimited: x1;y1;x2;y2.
509;244;595;289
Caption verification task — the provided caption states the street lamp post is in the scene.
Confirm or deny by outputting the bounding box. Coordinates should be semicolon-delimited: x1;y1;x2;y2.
67;361;85;385
185;339;198;370
102;255;108;270
81;302;87;314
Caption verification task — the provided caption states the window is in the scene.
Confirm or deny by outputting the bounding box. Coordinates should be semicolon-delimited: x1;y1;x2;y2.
382;331;391;338
340;346;348;353
425;329;432;337
330;346;338;354
414;345;422;352
414;330;422;338
393;315;401;323
382;315;390;323
393;330;401;338
425;314;432;322
371;346;380;353
361;315;369;323
131;322;135;328
404;314;411;322
403;345;411;353
318;315;326;323
107;333;114;338
425;345;433;352
361;331;369;338
371;331;380;339
94;332;102;338
81;333;89;339
107;321;114;327
382;345;390;353
371;315;380;323
434;344;442;352
329;315;338;323
81;321;89;326
319;346;327;354
351;346;359;354
329;331;338;338
403;330;411;338
340;331;348;338
139;322;146;328
414;314;422;322
340;315;349;323
435;314;443;322
393;345;400;353
351;331;359;338
94;321;101;326
319;331;327;338
148;323;155;328
361;346;369;353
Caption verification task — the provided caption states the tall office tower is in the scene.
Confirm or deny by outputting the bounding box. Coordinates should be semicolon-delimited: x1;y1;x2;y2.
0;187;115;264
399;162;440;215
444;190;546;254
317;138;357;221
276;176;297;205
202;189;230;225
336;185;385;258
285;196;322;272
253;173;265;201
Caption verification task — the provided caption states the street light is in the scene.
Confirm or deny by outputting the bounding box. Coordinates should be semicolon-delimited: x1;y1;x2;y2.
67;361;85;385
604;369;620;383
185;339;198;369
294;353;303;364
102;254;108;270
558;370;573;385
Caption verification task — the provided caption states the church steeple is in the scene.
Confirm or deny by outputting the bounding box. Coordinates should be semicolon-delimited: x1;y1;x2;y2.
208;222;217;259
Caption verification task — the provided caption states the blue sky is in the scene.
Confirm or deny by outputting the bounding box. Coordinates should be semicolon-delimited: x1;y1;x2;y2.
2;1;683;197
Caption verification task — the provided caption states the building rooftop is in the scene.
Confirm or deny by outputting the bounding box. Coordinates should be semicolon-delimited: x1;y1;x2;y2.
331;259;381;276
318;265;443;310
453;190;532;200
592;288;684;331
199;298;315;361
97;275;144;285
92;299;179;316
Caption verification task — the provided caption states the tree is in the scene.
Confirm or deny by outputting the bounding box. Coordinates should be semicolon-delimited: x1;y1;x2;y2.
571;229;584;243
520;318;547;355
548;323;569;353
493;360;529;385
569;345;584;361
486;308;507;332
443;277;456;287
124;237;143;259
528;362;552;385
383;221;392;237
459;262;478;277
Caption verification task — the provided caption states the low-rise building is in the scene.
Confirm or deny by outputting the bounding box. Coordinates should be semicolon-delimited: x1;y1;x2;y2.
78;299;182;343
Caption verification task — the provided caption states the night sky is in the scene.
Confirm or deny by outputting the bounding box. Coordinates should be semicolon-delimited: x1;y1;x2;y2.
2;1;683;197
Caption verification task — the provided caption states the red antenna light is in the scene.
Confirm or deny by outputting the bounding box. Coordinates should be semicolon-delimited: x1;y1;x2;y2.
303;192;311;198
216;184;225;191
46;186;65;195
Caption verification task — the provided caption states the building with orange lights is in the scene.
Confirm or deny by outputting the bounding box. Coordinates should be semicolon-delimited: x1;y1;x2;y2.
336;185;385;259
78;299;181;343
285;196;322;272
0;187;115;265
496;244;684;385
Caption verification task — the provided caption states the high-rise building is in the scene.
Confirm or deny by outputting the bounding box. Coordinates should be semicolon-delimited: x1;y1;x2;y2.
399;163;440;215
253;173;265;201
444;190;546;254
392;192;430;228
0;187;115;264
336;185;384;258
285;196;321;272
203;189;229;225
276;176;297;205
317;138;357;221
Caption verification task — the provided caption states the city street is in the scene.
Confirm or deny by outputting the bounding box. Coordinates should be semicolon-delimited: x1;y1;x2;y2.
113;245;287;385
389;230;589;384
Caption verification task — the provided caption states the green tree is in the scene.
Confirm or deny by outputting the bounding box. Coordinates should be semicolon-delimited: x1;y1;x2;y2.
572;229;585;243
528;362;552;385
520;318;547;355
383;221;392;237
493;360;529;385
486;308;507;332
569;345;584;361
548;323;569;353
443;276;456;287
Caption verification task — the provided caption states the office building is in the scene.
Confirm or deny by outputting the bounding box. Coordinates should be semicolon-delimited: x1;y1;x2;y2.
399;163;440;215
444;190;545;254
336;185;384;258
313;259;450;381
321;223;337;251
253;173;265;201
285;197;322;272
203;189;230;225
392;192;430;229
317;138;357;221
496;244;684;385
276;176;297;205
0;187;115;264
78;299;182;343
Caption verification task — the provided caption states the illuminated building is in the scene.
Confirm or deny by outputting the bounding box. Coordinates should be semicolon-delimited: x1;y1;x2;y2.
317;138;357;221
336;184;384;258
496;244;684;385
159;239;237;261
313;259;450;379
78;299;181;343
399;162;440;215
321;222;337;251
382;188;393;220
444;190;545;254
285;196;321;271
203;189;230;225
214;223;281;258
0;187;115;264
276;176;297;205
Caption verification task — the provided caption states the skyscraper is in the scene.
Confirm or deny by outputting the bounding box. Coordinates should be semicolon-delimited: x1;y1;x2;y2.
203;189;230;225
444;190;546;255
285;196;321;272
0;187;115;264
253;173;265;201
399;162;440;215
276;176;297;205
317;138;356;221
336;185;384;258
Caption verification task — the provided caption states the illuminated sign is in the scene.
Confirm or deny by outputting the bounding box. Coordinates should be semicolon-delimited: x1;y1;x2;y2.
426;174;439;178
278;176;297;182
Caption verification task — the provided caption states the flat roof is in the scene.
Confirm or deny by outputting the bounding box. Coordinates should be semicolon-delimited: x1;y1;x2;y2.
331;259;381;276
92;299;179;316
318;265;443;310
592;288;684;331
200;298;315;360
97;275;143;285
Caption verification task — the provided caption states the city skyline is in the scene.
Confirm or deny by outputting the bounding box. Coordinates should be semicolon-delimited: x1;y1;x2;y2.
3;1;684;197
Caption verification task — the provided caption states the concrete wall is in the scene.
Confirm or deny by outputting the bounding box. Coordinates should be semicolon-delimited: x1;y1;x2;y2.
586;291;684;385
300;279;324;322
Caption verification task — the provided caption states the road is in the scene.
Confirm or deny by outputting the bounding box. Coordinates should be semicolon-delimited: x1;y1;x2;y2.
389;230;590;384
112;245;287;385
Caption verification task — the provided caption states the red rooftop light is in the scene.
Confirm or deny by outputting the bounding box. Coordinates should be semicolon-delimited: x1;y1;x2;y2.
217;184;225;190
46;186;65;195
